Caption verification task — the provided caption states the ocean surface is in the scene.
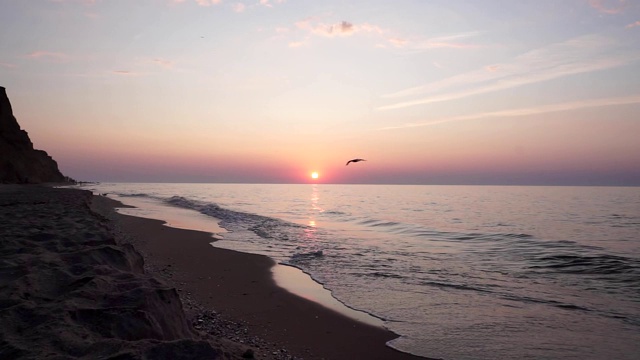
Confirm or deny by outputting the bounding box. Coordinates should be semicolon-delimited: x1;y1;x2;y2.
80;183;640;360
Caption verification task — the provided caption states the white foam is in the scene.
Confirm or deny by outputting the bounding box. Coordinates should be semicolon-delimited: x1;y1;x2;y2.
109;194;226;236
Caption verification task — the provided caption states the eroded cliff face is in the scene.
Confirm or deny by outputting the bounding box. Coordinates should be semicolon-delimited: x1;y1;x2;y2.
0;86;66;183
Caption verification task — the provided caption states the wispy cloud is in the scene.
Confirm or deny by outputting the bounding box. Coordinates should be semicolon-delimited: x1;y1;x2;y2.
380;94;640;130
626;20;640;28
111;70;143;76
48;0;98;5
295;19;384;38
285;19;384;48
177;0;298;11
0;62;17;68
387;31;483;50
259;0;286;7
588;0;629;14
25;51;70;62
171;0;221;6
290;18;482;51
379;34;640;110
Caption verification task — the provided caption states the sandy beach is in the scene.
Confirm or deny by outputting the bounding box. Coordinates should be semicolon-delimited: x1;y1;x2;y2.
0;185;426;359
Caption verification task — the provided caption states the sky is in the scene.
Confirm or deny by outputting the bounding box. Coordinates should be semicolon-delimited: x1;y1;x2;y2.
1;0;639;185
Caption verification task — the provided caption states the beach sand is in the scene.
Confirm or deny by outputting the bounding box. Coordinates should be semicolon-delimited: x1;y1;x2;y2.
0;185;250;359
0;185;427;359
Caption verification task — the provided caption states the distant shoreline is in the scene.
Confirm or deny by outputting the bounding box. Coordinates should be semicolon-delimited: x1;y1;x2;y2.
76;181;640;187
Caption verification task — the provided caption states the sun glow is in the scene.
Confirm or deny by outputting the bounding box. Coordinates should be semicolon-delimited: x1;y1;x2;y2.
311;172;319;179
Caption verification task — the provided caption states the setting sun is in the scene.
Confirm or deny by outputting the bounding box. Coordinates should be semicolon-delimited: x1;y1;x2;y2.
311;172;319;179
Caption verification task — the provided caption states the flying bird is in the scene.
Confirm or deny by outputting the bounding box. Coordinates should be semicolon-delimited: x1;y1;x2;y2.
346;158;366;166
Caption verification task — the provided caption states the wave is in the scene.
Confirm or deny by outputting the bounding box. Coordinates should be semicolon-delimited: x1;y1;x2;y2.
420;281;597;314
323;210;350;216
421;280;494;293
358;219;402;227
368;271;404;279
529;253;640;275
351;215;539;244
167;196;259;224
291;250;324;260
500;293;593;312
117;192;151;198
449;232;533;241
165;196;307;245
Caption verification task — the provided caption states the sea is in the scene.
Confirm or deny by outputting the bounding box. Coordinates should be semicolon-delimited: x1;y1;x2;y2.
78;183;640;360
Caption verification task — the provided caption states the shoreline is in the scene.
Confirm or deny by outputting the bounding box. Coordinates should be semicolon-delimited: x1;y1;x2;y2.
93;194;428;359
109;192;387;329
270;263;386;328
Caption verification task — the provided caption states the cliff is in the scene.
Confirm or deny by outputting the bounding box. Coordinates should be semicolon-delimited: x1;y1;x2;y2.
0;86;67;183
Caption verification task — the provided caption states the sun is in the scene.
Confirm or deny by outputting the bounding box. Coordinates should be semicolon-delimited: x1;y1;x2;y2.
311;172;319;179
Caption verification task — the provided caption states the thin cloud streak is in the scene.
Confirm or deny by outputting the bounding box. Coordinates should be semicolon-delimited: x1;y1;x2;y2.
25;51;70;62
588;0;629;14
626;21;640;28
379;94;640;130
379;54;639;110
379;34;640;110
111;70;144;76
382;34;616;99
413;31;483;49
171;0;221;7
48;0;98;5
378;31;483;51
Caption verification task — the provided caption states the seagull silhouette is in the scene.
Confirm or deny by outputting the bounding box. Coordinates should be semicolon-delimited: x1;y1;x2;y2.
346;158;366;166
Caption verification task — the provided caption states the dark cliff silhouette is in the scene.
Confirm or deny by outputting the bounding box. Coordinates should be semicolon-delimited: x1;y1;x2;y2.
0;86;67;183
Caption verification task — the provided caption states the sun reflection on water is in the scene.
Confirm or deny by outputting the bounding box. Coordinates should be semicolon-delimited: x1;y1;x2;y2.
306;184;323;237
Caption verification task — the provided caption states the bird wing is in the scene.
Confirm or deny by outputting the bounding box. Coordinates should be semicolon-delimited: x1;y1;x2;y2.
345;160;353;166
